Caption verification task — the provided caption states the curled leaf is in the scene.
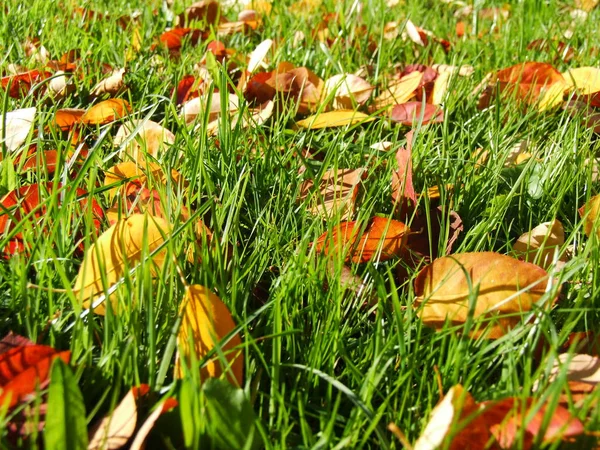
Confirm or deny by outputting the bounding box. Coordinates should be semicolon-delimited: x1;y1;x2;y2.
81;99;131;126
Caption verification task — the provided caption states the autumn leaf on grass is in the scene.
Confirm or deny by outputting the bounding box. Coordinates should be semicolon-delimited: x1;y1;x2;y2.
314;216;409;264
412;384;584;450
391;102;444;126
480;397;584;449
0;183;104;256
53;108;85;132
299;168;365;221
113;120;176;162
372;71;423;111
323;74;374;110
414;252;557;339
478;62;567;111
90;68;126;97
129;397;178;450
0;333;33;355
180;93;240;125
175;285;243;386
267;66;324;114
177;0;221;27
542;354;600;403
391;129;417;211
0;345;70;409
88;384;150;450
1;70;49;99
80;99;131;126
247;39;273;74
413;385;488;450
73;214;170;315
103;162;183;203
512;219;568;269
578;194;600;238
156;28;204;52
563;67;600;106
296;110;374;129
0;107;36;152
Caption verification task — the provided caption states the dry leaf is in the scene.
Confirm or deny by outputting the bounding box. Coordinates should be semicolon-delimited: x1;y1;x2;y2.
372;71;423;111
74;214;170;315
314;216;409;263
0;107;36;152
180;93;239;125
113;120;176;162
391;129;416;205
175;285;243;386
299;168;365;220
414;252;556;338
129;398;178;450
90;68;126;97
431;71;451;105
295;110;374;129
324;74;374;109
88;385;150;450
247;39;273;73
512;219;567;269
578;194;600;238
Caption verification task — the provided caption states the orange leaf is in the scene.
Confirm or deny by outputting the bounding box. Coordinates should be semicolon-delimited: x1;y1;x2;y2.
80;99;131;126
175;285;243;385
314;216;409;263
158;28;204;51
0;345;70;409
53;108;85;131
414;252;556;338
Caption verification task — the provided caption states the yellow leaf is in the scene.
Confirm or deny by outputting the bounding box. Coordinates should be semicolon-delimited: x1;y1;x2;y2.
113;119;176;162
372;71;423;111
295;110;374;129
74;214;169;315
175;285;243;386
512;219;567;269
563;67;600;95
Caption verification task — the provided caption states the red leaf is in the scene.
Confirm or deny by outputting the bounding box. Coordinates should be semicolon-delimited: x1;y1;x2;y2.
1;70;50;99
0;333;34;355
158;28;204;51
176;75;201;105
0;345;70;408
391;102;444;126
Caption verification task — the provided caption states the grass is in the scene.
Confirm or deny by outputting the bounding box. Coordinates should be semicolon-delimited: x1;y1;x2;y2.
1;0;600;448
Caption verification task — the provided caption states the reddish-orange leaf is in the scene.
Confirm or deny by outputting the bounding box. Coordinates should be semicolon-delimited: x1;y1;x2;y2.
176;75;202;105
80;99;131;126
315;216;409;264
481;397;584;449
391;102;444;126
0;345;70;408
1;70;49;99
244;71;277;104
0;333;34;355
391;130;417;206
158;28;204;51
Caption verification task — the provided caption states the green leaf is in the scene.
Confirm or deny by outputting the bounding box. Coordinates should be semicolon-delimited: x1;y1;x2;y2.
44;359;88;450
202;378;258;450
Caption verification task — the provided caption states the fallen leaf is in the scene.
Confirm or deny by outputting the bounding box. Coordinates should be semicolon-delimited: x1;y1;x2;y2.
175;285;243;386
299;168;365;220
113;120;176;162
80;99;131;126
547;353;600;390
0;345;70;409
0;107;36;152
578;194;600;238
0;333;34;355
324;74;374;109
1;70;49;99
177;0;220;27
391;130;417;205
414;252;556;338
53;108;85;131
157;28;204;51
129;398;178;450
372;71;423;111
314;216;409;263
90;68;126;97
391;102;444;126
512;220;567;269
103;162;182;202
180;93;239;125
88;385;151;450
247;39;273;73
73;214;170;315
296;110;374;129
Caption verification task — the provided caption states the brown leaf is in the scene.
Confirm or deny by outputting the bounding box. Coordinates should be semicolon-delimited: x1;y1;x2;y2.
324;74;374;109
90;68;126;97
88;385;151;450
414;252;556;338
175;285;243;385
299;168;365;220
512;219;567;269
391;130;416;206
578;194;600;238
314;216;409;264
177;0;220;27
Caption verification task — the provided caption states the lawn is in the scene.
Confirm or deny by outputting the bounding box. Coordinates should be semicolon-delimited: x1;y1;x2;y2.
0;0;600;448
